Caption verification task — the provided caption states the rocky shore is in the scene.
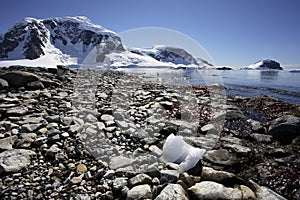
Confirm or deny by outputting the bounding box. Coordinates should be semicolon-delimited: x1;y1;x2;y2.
0;66;299;199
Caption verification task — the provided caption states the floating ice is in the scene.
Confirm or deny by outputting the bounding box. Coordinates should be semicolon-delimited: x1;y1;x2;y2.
162;134;206;171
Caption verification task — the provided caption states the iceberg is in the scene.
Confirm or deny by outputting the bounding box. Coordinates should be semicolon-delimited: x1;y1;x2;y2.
162;134;206;171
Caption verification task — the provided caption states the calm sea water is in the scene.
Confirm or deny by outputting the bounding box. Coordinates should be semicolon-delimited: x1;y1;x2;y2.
119;67;300;105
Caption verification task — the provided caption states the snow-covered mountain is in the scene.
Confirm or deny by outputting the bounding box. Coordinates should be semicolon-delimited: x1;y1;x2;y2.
243;59;283;70
0;16;124;65
129;46;200;66
0;16;207;68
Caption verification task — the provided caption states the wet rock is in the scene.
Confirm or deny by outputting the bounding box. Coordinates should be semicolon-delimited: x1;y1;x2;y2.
126;184;152;200
129;173;152;187
204;149;237;166
0;136;17;150
155;183;188;200
268;115;300;144
0;149;36;174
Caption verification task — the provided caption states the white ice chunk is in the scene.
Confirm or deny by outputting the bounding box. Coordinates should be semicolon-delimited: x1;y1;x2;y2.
162;134;206;171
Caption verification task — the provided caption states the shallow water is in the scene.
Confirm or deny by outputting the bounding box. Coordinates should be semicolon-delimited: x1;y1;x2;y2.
118;67;300;105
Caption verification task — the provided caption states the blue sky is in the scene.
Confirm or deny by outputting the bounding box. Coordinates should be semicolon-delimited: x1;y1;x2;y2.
1;0;299;66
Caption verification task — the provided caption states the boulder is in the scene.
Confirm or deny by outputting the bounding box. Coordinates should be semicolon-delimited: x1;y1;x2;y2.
155;184;188;200
248;180;287;200
201;167;245;186
0;71;41;88
188;181;255;200
129;173;152;187
27;81;45;90
0;149;36;174
203;149;237;166
0;78;9;88
268;115;300;144
109;156;135;170
126;184;152;200
0;136;17;150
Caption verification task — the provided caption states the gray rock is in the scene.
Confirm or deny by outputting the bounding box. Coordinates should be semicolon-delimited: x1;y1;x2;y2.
212;109;245;120
0;71;41;88
268;115;300;144
247;119;263;131
126;184;152;200
109;156;135;170
179;172;195;187
188;181;244;199
112;177;128;191
223;144;252;155
46;144;62;159
184;134;219;150
201;124;219;135
251;133;273;143
27;81;44;90
129;173;152;187
16;132;37;148
0;136;17;150
201;167;245;186
6;106;28;116
160;170;180;184
70;174;84;184
101;114;114;122
249;180;286;200
155;184;188;200
0;149;36;174
0;78;9;88
204;149;237;166
75;194;90;200
149;145;162;157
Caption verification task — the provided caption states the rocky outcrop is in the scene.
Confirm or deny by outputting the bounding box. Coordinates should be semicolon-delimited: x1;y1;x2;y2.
246;59;283;70
268;115;300;144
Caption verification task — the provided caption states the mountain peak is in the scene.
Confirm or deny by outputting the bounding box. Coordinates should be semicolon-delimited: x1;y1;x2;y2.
0;16;122;63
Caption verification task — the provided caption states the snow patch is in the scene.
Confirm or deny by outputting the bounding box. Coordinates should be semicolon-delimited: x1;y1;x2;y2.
162;134;206;171
0;54;76;68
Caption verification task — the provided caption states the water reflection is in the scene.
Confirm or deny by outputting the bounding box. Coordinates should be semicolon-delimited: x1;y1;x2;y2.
260;70;279;80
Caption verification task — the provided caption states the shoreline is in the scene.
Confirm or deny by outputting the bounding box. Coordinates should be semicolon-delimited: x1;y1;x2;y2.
0;65;299;199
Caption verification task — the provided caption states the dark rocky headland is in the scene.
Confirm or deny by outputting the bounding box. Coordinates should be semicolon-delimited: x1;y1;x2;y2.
0;66;299;200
